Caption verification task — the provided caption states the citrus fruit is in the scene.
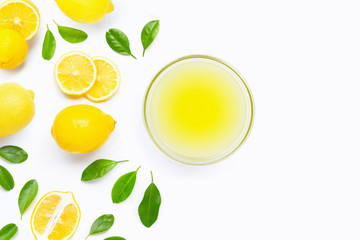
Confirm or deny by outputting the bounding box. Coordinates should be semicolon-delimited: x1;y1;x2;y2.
0;82;35;137
86;56;121;102
51;104;116;153
55;51;97;96
54;0;114;24
0;0;40;40
31;191;80;240
0;28;28;69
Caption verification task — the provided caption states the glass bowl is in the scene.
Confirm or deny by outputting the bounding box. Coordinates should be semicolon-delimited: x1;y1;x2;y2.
144;55;254;165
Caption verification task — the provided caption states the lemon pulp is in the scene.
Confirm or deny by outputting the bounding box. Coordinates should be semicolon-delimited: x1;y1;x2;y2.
146;56;253;163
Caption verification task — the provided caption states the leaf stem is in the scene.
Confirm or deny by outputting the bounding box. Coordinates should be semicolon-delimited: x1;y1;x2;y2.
150;171;153;182
53;20;58;26
130;53;137;60
143;49;145;57
117;160;129;163
136;166;141;172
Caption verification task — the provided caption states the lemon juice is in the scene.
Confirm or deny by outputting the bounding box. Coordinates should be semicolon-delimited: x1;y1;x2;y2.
144;56;253;164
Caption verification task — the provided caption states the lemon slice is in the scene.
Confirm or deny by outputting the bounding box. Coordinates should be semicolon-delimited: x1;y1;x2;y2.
31;191;81;240
0;0;40;40
86;56;121;102
55;51;97;96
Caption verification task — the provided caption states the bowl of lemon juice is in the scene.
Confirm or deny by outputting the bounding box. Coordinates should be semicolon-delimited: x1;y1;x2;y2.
144;55;254;165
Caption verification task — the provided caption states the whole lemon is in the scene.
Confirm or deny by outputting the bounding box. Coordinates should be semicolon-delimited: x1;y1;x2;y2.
51;104;116;153
0;82;35;137
54;0;114;24
0;28;28;69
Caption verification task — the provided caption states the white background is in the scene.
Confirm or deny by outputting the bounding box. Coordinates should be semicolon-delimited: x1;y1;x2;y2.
1;0;360;239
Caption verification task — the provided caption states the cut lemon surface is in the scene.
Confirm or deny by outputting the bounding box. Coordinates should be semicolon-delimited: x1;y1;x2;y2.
86;56;121;102
0;0;40;40
55;51;97;96
31;191;81;240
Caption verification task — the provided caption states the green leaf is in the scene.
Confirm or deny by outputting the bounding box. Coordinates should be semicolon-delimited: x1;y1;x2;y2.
81;159;128;182
86;214;115;239
141;20;160;56
0;165;14;191
0;145;28;164
54;20;88;43
42;25;56;60
106;28;136;59
138;171;161;228
104;237;126;240
111;166;140;203
0;223;18;240
18;179;38;219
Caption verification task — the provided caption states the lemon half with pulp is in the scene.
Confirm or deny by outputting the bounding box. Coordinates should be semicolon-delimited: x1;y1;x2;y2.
31;191;81;240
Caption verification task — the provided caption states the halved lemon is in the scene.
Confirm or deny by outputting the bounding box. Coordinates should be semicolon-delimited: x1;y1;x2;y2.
86;56;121;102
55;51;97;96
31;191;81;240
0;0;40;40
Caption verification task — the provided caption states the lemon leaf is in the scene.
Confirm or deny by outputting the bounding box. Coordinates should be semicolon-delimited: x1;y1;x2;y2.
18;179;38;219
0;145;28;164
54;20;88;43
0;165;14;191
141;20;160;56
86;214;115;239
138;171;161;228
106;28;136;59
0;223;18;240
111;166;140;203
81;159;128;181
104;237;126;240
42;25;56;60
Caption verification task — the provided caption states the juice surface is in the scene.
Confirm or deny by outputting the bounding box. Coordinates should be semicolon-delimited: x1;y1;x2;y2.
147;58;251;160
